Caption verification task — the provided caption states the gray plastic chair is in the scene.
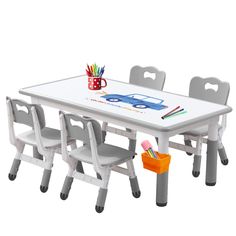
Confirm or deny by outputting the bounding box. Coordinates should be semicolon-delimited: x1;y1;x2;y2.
102;65;166;156
183;77;230;177
129;65;166;90
6;97;75;192
59;112;140;213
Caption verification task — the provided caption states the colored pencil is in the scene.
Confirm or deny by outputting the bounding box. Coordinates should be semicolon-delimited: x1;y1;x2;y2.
86;64;105;77
163;108;185;119
161;106;180;119
164;110;187;119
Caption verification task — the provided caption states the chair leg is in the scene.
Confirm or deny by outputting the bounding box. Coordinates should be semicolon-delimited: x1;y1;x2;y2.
40;152;54;193
95;188;108;213
40;169;52;193
218;146;228;165
192;155;201;177
127;159;141;198
101;122;108;143
60;176;74;200
217;133;228;166
95;169;111;213
184;136;193;156
129;177;141;198
33;146;43;160
102;130;107;143
126;128;137;159
129;139;137;159
8;144;25;181
60;158;77;200
96;173;102;180
8;159;21;181
70;142;84;173
76;161;84;173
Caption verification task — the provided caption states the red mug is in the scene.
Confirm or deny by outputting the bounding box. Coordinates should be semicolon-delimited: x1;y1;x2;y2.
88;77;107;90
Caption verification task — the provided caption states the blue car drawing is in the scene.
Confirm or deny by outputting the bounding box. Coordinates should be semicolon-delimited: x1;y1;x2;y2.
101;93;168;110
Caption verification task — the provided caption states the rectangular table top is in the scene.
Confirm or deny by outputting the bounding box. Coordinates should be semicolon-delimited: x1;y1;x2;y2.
20;75;232;132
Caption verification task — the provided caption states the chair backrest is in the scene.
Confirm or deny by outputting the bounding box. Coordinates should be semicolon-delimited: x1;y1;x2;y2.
129;65;166;90
189;77;230;105
63;113;102;146
6;97;45;129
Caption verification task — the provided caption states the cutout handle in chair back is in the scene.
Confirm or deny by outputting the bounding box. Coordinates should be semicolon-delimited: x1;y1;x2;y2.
6;97;45;128
129;65;166;90
64;114;102;145
189;77;230;105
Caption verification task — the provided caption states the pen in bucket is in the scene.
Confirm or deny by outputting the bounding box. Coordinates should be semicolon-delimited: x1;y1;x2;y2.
141;140;158;159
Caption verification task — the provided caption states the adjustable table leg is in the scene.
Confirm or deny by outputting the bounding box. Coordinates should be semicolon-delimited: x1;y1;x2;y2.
156;134;169;206
206;117;219;186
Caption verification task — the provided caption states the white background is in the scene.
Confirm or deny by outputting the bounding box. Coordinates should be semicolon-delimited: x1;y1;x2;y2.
0;1;235;235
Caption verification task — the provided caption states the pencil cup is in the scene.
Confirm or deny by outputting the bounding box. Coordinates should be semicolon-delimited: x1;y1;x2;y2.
141;151;171;174
88;77;107;90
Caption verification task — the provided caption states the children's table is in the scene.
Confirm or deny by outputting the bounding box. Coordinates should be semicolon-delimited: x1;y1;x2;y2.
20;75;232;206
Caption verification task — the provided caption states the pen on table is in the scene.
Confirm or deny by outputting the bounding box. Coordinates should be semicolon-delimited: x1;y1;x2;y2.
163;108;185;119
164;110;187;119
161;106;180;119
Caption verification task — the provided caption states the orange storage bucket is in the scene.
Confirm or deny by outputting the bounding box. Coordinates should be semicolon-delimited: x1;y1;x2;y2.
141;151;171;174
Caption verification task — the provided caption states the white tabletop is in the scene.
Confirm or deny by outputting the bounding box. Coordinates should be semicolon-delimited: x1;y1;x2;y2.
20;75;232;132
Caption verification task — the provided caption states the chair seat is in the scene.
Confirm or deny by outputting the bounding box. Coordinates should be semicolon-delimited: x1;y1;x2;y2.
70;143;135;167
182;124;221;137
17;127;72;148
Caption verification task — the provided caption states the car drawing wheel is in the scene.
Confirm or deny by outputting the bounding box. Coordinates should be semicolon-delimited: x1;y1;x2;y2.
106;98;121;102
133;104;149;109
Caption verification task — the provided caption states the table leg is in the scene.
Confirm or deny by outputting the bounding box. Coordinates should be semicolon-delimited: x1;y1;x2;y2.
206;117;219;186
156;134;169;207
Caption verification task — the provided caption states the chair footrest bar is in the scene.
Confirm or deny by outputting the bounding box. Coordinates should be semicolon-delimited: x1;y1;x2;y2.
73;171;103;187
111;166;129;176
185;135;208;144
169;141;197;154
105;126;136;140
20;154;51;169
